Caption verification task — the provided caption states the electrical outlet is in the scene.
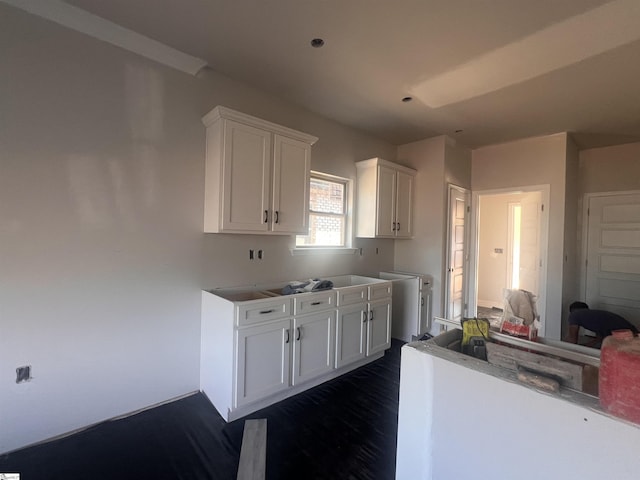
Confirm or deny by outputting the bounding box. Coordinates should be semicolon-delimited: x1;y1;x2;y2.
16;365;31;383
249;249;254;260
258;249;263;259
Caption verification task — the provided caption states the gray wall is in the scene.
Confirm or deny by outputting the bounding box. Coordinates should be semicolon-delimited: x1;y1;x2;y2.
0;5;396;453
579;142;640;194
472;133;569;339
394;136;471;329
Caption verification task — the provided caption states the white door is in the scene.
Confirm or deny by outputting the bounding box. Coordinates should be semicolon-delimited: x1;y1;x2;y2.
519;192;542;293
335;303;367;368
395;171;414;238
235;319;291;408
376;166;397;237
585;192;640;326
367;299;392;356
292;311;336;385
222;120;271;232
446;185;470;322
271;134;310;234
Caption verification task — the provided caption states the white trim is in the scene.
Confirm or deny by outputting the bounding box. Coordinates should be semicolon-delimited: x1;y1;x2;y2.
202;106;318;145
355;157;416;176
445;184;471;320
290;247;358;256
2;0;208;75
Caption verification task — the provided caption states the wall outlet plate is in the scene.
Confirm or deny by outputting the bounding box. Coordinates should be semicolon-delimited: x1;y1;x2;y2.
16;365;31;383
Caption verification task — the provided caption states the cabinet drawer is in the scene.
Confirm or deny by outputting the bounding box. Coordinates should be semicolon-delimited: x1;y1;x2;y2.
369;282;392;301
237;298;292;326
294;290;336;315
336;285;368;306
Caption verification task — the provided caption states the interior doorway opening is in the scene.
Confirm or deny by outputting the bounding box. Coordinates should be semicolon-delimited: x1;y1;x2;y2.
469;185;549;335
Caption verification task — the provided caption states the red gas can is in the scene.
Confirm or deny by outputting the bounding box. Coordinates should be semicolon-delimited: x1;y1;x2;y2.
599;329;640;424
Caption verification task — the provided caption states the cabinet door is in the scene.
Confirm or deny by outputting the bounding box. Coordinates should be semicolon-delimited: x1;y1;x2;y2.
367;299;392;356
395;171;414;238
235;319;291;408
292;311;336;385
221;120;272;232
271;134;310;234
335;304;367;368
376;166;397;237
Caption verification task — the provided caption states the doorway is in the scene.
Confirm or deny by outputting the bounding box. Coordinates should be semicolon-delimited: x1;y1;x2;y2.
469;186;549;334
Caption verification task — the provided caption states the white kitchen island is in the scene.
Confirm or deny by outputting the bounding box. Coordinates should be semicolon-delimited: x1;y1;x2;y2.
200;275;392;421
396;333;640;480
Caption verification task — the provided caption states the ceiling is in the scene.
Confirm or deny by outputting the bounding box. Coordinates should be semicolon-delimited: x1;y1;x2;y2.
60;0;640;149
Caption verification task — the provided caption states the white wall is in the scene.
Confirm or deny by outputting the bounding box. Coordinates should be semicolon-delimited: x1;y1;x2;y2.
472;134;568;339
0;5;397;453
477;194;510;307
579;141;640;194
394;137;446;327
395;136;471;329
562;136;580;337
396;344;640;480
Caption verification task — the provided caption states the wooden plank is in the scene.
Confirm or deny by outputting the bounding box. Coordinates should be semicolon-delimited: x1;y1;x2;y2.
433;317;600;367
486;342;584;390
517;367;560;392
237;419;267;480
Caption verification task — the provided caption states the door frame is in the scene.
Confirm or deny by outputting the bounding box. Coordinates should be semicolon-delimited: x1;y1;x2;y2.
468;184;550;336
580;189;640;299
444;184;470;320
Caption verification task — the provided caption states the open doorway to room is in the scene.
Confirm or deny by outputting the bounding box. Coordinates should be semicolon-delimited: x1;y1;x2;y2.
469;186;549;334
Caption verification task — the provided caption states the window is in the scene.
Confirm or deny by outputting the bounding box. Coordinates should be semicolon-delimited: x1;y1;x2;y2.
296;172;350;248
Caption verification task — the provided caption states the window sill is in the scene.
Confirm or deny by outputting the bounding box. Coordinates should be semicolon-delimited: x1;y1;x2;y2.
290;247;358;256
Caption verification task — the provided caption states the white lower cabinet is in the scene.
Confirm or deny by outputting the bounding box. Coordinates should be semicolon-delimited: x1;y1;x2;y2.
335;303;368;368
367;299;392;356
235;319;291;408
335;298;392;368
236;311;336;407
292;310;336;385
201;277;393;422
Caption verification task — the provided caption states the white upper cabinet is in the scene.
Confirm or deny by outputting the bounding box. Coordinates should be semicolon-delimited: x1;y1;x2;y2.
202;106;317;234
356;158;416;238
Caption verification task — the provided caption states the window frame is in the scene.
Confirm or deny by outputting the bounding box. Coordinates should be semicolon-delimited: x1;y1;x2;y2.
293;171;355;253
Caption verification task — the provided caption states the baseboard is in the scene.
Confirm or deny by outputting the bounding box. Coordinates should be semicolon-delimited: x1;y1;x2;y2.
1;390;199;456
478;299;502;309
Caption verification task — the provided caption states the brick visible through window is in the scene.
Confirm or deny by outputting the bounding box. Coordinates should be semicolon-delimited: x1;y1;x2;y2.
297;174;348;247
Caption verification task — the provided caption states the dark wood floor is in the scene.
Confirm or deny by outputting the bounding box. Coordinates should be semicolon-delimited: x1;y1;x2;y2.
0;340;403;480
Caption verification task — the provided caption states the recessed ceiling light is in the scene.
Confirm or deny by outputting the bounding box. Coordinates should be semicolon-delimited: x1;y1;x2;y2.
402;96;413;102
310;38;325;48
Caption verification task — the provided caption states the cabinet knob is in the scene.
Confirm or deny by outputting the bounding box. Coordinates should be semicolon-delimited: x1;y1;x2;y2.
362;311;367;323
392;222;397;231
264;210;268;223
296;327;301;341
285;329;290;344
396;222;400;231
274;210;279;224
369;310;374;321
